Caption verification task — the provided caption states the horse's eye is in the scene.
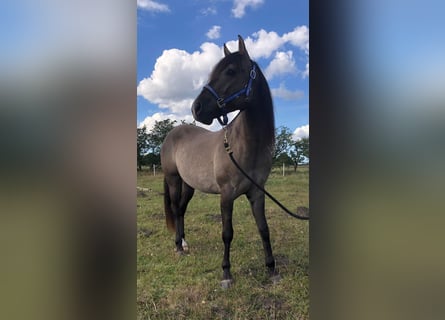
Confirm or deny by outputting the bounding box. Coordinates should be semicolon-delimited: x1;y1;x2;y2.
226;68;236;76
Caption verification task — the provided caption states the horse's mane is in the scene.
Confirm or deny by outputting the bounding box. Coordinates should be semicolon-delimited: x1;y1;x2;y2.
250;60;276;150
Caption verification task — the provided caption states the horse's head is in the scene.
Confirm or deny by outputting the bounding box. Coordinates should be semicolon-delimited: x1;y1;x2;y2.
192;35;256;126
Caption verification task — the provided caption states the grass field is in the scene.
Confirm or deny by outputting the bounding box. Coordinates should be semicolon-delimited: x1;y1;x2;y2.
137;166;309;319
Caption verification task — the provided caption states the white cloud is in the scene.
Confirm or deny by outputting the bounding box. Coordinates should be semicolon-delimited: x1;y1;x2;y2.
302;61;309;78
283;26;309;78
194;110;240;132
232;0;265;18
293;125;309;141
138;111;240;133
224;27;308;62
283;26;309;54
225;29;284;59
137;0;170;12
201;7;217;16
137;42;222;115
249;30;285;58
265;51;296;79
138;112;194;131
206;26;221;40
271;83;304;100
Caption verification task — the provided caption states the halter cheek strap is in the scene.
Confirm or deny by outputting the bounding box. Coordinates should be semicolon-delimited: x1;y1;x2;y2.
202;85;228;125
203;63;257;126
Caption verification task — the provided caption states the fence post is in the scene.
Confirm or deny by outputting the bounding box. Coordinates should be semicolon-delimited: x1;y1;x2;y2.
282;162;285;176
153;164;156;176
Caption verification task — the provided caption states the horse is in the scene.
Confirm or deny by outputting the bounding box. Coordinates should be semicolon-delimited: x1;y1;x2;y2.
160;35;279;288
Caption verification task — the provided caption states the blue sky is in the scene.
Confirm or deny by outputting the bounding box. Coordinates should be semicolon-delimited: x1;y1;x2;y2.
137;0;309;139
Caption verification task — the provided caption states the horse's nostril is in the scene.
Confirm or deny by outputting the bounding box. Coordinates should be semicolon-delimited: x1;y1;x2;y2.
193;101;202;115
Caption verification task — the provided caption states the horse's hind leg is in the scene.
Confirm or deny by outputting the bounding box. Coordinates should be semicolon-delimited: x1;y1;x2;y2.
247;190;280;282
176;181;194;252
165;175;190;252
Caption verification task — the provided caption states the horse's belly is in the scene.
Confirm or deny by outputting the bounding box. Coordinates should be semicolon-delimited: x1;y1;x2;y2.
177;162;220;194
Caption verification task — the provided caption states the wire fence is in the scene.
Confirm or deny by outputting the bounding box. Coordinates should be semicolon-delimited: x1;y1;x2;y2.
138;163;309;177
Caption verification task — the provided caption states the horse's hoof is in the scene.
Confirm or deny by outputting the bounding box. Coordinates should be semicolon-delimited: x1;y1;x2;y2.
220;279;233;289
182;238;189;252
175;249;186;256
270;273;282;284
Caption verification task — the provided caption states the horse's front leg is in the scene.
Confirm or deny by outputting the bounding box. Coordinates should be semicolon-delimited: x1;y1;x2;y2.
247;190;280;283
220;193;234;288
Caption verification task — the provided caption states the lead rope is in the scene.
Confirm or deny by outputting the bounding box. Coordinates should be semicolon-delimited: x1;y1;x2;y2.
223;129;309;220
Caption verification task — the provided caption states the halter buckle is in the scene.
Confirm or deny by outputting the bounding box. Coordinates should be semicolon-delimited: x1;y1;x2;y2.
217;97;226;109
250;68;256;80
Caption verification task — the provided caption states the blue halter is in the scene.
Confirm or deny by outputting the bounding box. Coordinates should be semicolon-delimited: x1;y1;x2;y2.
203;63;257;126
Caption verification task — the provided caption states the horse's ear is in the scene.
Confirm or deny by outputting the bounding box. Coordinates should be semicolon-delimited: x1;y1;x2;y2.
223;43;231;57
238;35;250;59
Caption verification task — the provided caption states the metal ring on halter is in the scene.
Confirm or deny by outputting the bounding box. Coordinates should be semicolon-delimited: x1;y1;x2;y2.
250;68;256;80
217;114;228;126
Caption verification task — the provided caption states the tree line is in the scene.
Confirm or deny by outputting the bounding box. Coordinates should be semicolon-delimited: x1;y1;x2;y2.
137;120;308;171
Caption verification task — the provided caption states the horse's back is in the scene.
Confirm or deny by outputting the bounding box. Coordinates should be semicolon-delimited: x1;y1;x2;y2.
161;124;215;165
163;124;212;145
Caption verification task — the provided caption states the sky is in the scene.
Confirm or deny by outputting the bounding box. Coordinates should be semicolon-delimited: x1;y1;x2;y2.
137;0;309;140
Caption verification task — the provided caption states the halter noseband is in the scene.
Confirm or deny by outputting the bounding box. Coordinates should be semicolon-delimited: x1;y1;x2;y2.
203;63;257;126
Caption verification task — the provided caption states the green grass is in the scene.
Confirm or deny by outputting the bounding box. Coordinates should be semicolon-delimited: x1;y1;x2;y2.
137;166;309;319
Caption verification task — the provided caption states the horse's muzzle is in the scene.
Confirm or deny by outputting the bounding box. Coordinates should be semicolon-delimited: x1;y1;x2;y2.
191;100;201;118
191;100;213;125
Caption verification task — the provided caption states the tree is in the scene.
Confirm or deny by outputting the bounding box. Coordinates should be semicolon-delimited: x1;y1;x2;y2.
145;119;177;167
273;126;309;171
137;126;149;171
273;126;294;165
289;137;309;171
147;119;177;154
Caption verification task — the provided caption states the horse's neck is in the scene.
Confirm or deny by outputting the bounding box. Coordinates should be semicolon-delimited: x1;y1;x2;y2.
230;100;275;156
227;69;275;156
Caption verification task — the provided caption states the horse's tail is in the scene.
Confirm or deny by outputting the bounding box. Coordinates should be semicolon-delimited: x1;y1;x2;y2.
164;178;175;232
